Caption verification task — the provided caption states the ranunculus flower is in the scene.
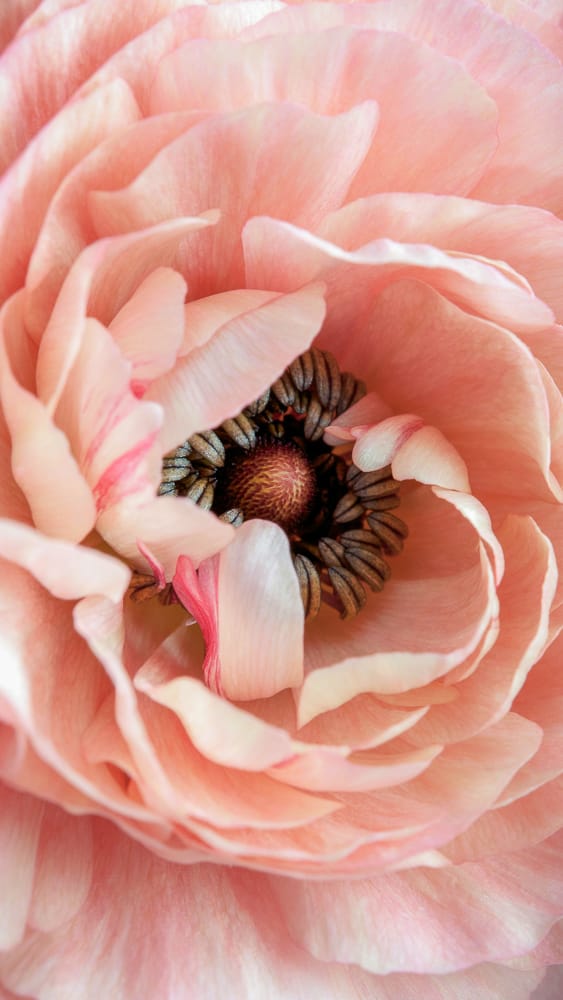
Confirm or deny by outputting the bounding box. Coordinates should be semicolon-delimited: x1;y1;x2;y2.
1;0;562;996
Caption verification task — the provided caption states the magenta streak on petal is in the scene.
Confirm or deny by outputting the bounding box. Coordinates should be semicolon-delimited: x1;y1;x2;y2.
174;555;222;696
93;433;158;512
83;393;129;472
136;540;167;589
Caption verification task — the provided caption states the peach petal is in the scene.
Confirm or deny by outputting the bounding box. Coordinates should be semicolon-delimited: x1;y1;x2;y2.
151;27;497;198
484;0;563;60
267;743;441;794
243;217;553;334
136;672;295;772
0;819;440;1000
352;416;471;492
0;787;43;949
330;280;554;501
268;833;563;975
97;495;234;579
28;805;93;934
0;0;213;171
176;521;304;702
0;299;96;542
0;0;41;52
0;521;129;603
72;595;182;819
407;516;556;748
0;78;141;305
271;0;563;213
24;110;207;339
89;101;378;292
147;282;326;453
35;215;218;414
108;267;187;394
319;193;563;324
76;1;284;116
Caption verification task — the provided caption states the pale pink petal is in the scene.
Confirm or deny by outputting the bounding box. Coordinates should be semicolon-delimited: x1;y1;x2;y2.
0;814;475;1000
267;743;441;793
24;111;207;339
485;0;563;59
97;495;234;578
175;521;304;701
297;487;499;725
243;217;553;335
35;215;218;413
408;515;555;750
54;317;163;513
147;283;326;452
262;0;563;214
108;267;187;394
319;279;553;501
0;786;43;948
0;297;96;542
351;415;470;492
269;833;563;974
0;521;129;602
89;102;378;294
318;194;563;324
0;78;140;305
135;640;296;770
151;27;497;197
0;0;41;52
0;0;212;172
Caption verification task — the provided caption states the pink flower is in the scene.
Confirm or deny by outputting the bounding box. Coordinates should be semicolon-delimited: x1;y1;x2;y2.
1;0;562;997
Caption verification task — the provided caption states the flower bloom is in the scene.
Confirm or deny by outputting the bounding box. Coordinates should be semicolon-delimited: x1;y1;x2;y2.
1;0;563;997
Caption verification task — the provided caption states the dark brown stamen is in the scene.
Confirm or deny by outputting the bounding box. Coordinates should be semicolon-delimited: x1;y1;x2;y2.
139;349;409;621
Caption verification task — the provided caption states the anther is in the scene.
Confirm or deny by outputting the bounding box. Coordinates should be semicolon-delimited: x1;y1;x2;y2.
221;413;256;450
332;491;365;524
189;430;225;467
343;546;390;591
318;537;346;568
311;348;342;410
328;566;367;618
294;553;322;618
289;352;315;392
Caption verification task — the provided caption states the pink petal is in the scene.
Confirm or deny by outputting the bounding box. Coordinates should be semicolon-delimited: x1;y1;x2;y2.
176;521;304;702
267;743;441;793
0;296;96;542
55;317;163;513
135;638;296;770
0;78;140;306
298;487;499;724
147;282;326;453
24;110;206;339
243;218;553;334
97;495;234;579
0;521;129;602
408;515;555;751
108;267;187;394
268;832;563;974
35;215;218;413
351;415;470;492
270;0;563;214
151;27;497;197
0;0;213;172
0;787;42;948
89;102;378;293
318;194;563;324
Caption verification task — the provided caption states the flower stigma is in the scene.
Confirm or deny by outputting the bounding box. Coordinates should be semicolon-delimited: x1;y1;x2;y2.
131;349;408;619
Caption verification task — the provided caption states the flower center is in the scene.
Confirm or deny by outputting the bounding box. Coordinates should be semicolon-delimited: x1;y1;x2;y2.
132;348;408;619
218;441;317;532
